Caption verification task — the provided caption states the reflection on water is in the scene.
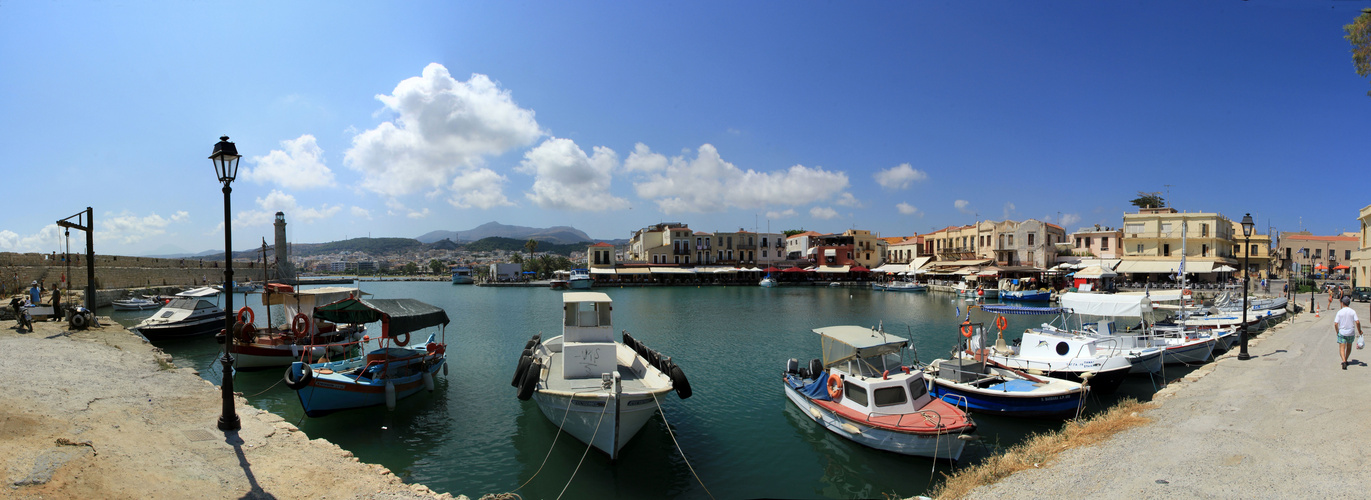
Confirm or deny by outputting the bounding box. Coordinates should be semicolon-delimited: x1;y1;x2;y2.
102;282;1179;499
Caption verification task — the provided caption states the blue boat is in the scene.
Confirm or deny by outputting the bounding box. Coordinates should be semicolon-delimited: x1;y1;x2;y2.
1000;289;1052;302
284;297;451;417
922;358;1088;418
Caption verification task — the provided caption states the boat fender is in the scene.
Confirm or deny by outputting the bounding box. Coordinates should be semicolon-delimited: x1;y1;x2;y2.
882;370;889;380
283;362;313;390
215;329;227;345
786;358;799;375
960;321;973;338
826;372;844;400
622;332;636;351
69;312;88;330
291;344;299;357
809;359;823;380
656;355;672;374
422;371;434;392
669;364;692;400
393;331;410;347
516;361;541;401
511;355;534;388
443;363;449;376
531;334;541;344
292;313;310;336
237;306;254;326
384;382;397;410
524;339;537;350
647;349;660;367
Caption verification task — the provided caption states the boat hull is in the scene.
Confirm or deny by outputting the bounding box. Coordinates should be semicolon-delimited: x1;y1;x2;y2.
1001;290;1051;302
531;389;662;461
926;377;1084;418
133;316;223;340
568;279;593;290
783;380;967;460
1160;337;1216;365
295;350;444;417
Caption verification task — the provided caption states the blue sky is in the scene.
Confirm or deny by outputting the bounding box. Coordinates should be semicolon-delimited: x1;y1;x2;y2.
2;1;1368;256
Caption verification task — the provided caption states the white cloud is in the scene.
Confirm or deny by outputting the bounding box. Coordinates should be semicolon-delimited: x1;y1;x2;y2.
350;206;372;219
343;63;542;202
623;142;668;173
766;209;797;219
897;202;921;216
1003;202;1016;219
631;144;849;214
407;208;431;219
103;211;191;244
448;169;515;209
955;199;974;215
1059;213;1082;228
810;206;839;220
873;163;928;190
518;137;629;211
834;192;861;208
0;225;65;252
243;135;335;189
230;190;342;228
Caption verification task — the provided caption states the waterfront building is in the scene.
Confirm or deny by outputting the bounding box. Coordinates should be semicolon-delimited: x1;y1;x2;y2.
785;231;823;261
986;219;1066;269
1354;205;1371;287
588;242;616;269
755;231;786;268
885;236;923;264
812;229;883;269
1277;231;1358;279
1116;208;1239;281
1229;221;1273;280
1069;226;1124;259
923;224;978;261
627;222;694;265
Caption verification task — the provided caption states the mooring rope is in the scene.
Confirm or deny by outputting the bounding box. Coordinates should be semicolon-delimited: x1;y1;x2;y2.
651;392;716;500
555;395;611;500
512;392;579;494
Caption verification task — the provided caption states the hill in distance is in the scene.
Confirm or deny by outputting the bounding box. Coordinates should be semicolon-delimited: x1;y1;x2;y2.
416;221;592;245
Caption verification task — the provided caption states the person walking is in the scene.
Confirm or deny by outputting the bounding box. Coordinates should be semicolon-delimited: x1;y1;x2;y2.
1329;285;1342;311
1334;295;1363;370
50;286;61;322
28;281;40;305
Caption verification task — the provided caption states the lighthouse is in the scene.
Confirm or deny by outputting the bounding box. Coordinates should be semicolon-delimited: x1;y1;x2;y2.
274;212;294;280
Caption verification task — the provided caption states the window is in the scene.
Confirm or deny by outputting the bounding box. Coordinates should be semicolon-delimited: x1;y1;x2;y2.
1029;234;1035;246
908;380;928;400
1252;244;1260;256
1164;244;1171;257
1201;224;1209;237
1076;237;1082;248
1347;250;1353;261
1136;244;1143;254
761;237;767;247
1161;223;1173;234
873;386;908;407
1008;235;1014;246
1202;244;1208;257
843;382;868;406
1315;249;1322;259
1125;223;1144;234
762;250;767;258
1101;237;1109;250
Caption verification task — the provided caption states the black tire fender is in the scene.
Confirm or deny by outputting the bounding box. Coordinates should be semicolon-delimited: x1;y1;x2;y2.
284;361;313;390
670;364;692;400
516;360;541;401
511;355;533;388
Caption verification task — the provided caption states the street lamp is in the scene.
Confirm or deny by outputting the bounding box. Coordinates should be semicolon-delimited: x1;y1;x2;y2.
211;136;242;431
1238;214;1254;361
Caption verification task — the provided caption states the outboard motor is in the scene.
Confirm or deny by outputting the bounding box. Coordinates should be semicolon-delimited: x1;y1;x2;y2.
786;358;799;375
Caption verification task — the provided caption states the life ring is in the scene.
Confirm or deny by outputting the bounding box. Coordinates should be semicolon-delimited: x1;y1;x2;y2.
1182;289;1193;297
826;372;844;400
291;313;310;336
960;321;974;338
236;306;254;325
392;331;410;346
995;315;1008;331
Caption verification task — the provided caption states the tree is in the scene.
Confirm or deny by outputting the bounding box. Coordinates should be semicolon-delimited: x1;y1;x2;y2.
428;259;445;275
403;262;418;275
1129;191;1165;209
783;229;805;237
525;239;538;262
1346;8;1371;97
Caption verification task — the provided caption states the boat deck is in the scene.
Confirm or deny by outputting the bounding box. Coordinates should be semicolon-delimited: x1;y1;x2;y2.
538;338;672;397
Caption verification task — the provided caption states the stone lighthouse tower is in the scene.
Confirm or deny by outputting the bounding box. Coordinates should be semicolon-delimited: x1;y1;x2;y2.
274;212;294;281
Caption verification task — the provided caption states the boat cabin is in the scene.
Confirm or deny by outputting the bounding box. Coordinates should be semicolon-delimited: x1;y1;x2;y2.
1015;330;1101;360
813;326;933;415
562;292;615;379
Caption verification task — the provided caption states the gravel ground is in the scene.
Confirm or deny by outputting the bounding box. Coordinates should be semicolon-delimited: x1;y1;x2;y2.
0;315;463;499
965;295;1371;499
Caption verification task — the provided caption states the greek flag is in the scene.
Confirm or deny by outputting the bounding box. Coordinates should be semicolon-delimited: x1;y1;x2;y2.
955;306;961;318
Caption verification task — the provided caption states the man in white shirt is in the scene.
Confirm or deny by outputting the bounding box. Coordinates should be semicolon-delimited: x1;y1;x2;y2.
1334;295;1363;370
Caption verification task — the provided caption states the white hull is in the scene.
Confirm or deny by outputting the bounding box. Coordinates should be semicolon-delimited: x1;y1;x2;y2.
783;384;966;460
531;390;662;460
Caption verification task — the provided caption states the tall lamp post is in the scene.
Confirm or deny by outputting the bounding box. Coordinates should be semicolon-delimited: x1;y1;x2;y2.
1238;214;1254;361
212;136;242;431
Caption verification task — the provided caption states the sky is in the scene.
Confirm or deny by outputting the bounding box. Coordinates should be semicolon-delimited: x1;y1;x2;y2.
2;1;1369;256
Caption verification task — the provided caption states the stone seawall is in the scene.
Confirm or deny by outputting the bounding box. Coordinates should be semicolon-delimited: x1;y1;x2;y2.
1;252;271;299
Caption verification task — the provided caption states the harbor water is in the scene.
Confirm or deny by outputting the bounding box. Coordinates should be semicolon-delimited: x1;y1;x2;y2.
106;282;1168;499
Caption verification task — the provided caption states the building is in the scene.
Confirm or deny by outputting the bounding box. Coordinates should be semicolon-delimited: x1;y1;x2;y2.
1229;221;1272;280
1070;226;1123;259
785;231;823;261
812;229;883;268
587;242;616;268
1116;208;1238;280
1277;231;1359;278
885;236;922;264
1354;205;1371;287
627;222;694;265
923;224;978;261
987;219;1066;269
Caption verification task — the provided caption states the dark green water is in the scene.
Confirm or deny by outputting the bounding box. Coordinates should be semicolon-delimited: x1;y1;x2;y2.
106;282;1166;499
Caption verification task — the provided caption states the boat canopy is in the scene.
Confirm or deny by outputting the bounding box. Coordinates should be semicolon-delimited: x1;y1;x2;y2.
313;298;450;333
1059;292;1152;317
980;305;1066;315
261;286;363;306
813;326;908;367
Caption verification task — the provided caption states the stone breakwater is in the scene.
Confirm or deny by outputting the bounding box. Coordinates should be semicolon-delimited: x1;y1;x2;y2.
2;251;272;304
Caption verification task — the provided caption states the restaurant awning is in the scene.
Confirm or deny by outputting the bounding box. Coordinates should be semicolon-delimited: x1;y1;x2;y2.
873;264;907;273
850;265;870;272
817;265;851;273
589;268;616;275
650;267;696;274
313;297;450;333
616;268;652;275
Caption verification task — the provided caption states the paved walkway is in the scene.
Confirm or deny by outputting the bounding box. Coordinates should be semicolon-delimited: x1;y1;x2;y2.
968;293;1371;499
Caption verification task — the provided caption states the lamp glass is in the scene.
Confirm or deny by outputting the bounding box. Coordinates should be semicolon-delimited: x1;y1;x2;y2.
1240;213;1254;238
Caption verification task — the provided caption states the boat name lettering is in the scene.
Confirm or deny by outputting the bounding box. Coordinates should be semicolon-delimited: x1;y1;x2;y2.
316;381;347;390
627;399;652;407
572;400;606;407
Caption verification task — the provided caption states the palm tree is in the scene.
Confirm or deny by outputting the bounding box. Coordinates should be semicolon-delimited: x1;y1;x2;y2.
525;239;538;262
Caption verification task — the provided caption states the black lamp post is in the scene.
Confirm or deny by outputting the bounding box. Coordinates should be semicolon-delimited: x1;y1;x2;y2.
211;136;242;431
1238;214;1254;361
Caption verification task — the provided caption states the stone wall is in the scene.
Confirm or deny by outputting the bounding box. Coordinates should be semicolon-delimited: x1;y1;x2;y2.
0;252;270;299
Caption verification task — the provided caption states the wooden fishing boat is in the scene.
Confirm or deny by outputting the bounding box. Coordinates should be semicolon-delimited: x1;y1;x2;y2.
226;285;367;370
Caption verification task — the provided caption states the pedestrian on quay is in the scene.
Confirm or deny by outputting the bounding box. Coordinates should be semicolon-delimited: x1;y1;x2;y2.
1335;295;1364;370
50;286;61;322
1329;285;1342;310
29;281;40;304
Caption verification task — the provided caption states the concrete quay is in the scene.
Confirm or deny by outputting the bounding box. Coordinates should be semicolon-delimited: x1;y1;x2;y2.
964;293;1371;499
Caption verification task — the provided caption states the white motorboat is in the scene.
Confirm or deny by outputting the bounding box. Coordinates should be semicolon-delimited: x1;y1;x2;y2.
884;281;927;292
783;325;976;460
760;276;778;288
132;287;225;340
112;297;164;311
568;268;593;289
959;322;1135;394
1060;292;1215;367
514;292;692;460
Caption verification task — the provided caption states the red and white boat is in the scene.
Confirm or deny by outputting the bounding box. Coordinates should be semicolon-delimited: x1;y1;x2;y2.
226;284;367;370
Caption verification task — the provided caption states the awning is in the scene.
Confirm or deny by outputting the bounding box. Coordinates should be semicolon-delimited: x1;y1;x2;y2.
1074;265;1117;279
909;257;934;270
1115;260;1211;274
936;258;993;267
763;267;782;272
782;267;810;273
953;268;977;275
873;264;907;273
650;267;696;274
824;249;837;257
1059;292;1152;317
589;268;616;275
850;265;870;272
313;297;450;333
1334;265;1350;270
1212;265;1236;273
816;265;851;273
616;268;652;275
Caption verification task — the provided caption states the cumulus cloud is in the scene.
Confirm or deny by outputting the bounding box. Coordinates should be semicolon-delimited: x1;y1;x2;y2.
631;144;849;214
230;190;342;228
407;208;431;219
623;143;668;173
343;63;542;203
810;206;839;220
874;163;928;190
955;199;974;215
766;209;797;219
897;202;921;216
1003;202;1016;219
518;137;629;211
1059;213;1082;228
448;169;514;209
103;211;191;244
243;135;335;189
834;192;861;208
0;225;64;252
350;206;372;219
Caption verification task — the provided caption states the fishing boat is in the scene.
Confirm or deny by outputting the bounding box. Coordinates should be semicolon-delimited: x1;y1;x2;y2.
131;287;226;340
568;268;593;290
226;284;368;370
1060;292;1215;367
514;292;693;460
283;297;450;417
760;274;778;288
112;296;164;311
884;281;927;292
958;308;1134;394
782;325;976;460
923;320;1088;418
1000;289;1052;302
955;283;998;299
451;266;474;284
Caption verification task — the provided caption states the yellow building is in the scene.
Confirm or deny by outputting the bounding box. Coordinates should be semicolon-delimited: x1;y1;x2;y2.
1229;220;1272;280
1353;204;1371;288
1116;208;1238;280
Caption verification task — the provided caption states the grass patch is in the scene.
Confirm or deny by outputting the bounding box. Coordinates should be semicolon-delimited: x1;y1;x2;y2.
928;398;1152;499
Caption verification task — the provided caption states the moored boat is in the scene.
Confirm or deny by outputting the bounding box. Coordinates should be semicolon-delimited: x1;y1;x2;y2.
923;319;1088;418
225;285;368;370
451;266;474;284
884;281;927;292
783;325;975;460
568;268;593;289
112;296;164;311
1000;289;1052;302
760;275;778;288
132;287;226;340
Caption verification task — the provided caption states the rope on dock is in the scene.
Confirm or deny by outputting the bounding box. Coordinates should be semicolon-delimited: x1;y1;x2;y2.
651;392;716;500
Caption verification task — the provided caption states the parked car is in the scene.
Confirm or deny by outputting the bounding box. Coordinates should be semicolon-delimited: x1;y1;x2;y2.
1353;287;1371;303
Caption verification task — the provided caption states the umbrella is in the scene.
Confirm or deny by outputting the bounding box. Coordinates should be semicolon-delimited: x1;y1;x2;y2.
1315;264;1327;270
1334;265;1350;270
1212;265;1236;273
850;265;870;272
764;267;782;273
782;267;807;273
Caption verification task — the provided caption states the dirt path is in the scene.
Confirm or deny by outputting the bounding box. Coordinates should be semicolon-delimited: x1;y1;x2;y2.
0;316;462;499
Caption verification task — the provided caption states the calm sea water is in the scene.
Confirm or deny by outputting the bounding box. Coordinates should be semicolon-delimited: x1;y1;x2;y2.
105;282;1167;499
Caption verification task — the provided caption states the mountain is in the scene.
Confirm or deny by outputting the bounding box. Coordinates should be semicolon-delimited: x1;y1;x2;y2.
416;222;592;245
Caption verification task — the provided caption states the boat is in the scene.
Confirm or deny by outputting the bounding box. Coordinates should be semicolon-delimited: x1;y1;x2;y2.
131;287;227;340
782;325;976;460
884;281;927;292
215;281;261;293
112;296;164;311
1000;289;1052;302
226;285;368;370
760;274;778;288
923;320;1089;418
283;297;450;417
514;292;693;460
568;268;593;289
959;308;1135;394
1059;292;1215;367
451;266;474;284
955;283;999;299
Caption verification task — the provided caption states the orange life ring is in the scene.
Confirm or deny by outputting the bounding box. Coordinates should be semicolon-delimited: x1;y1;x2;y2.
236;307;254;325
393;331;410;346
826;372;844;400
291;313;311;336
960;321;974;338
995;315;1008;331
1182;289;1193;297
